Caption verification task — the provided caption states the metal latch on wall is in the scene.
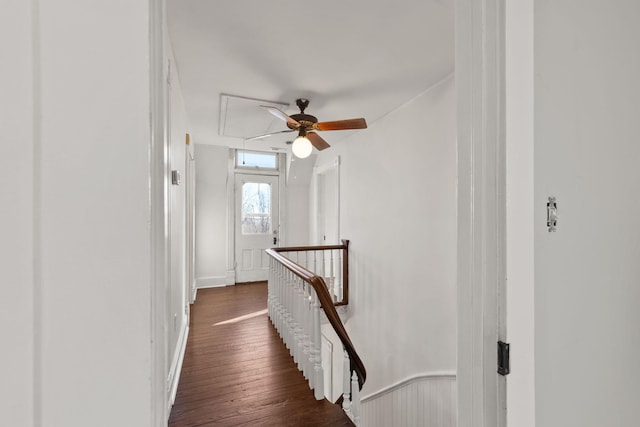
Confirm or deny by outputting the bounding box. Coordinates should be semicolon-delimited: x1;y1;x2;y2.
547;196;558;232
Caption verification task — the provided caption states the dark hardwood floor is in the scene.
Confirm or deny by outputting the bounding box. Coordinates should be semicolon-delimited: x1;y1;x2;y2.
169;282;353;427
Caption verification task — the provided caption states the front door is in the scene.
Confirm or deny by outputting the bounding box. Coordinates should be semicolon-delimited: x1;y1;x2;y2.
235;173;279;283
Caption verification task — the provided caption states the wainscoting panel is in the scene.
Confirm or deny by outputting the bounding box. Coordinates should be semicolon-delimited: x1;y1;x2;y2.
360;374;456;427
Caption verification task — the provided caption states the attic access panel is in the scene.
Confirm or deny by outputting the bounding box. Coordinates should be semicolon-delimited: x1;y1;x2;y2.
219;94;289;139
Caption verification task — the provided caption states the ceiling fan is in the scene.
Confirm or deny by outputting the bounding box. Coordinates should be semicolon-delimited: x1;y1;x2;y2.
248;98;367;158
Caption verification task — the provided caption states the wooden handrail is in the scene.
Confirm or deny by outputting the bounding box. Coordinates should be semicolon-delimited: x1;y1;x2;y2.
273;239;350;306
266;242;366;390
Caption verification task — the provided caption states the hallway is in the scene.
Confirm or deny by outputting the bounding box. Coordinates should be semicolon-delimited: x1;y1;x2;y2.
168;282;353;426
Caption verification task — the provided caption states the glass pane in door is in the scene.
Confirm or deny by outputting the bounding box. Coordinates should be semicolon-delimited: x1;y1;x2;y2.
241;182;271;234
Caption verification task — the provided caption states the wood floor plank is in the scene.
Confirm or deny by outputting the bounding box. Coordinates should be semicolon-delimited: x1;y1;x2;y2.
169;282;353;427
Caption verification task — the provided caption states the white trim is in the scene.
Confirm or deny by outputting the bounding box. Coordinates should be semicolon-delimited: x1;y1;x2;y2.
187;152;197;304
167;324;189;407
310;156;340;245
232;168;280;177
277;153;286;247
362;372;457;402
225;270;236;285
149;0;169;424
505;1;535;426
32;0;43;423
456;0;506;426
226;149;236;284
196;275;229;288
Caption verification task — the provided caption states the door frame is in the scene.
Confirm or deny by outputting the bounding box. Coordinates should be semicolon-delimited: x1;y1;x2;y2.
456;0;536;425
150;0;169;423
226;150;286;285
186;147;196;303
310;156;340;245
455;0;506;425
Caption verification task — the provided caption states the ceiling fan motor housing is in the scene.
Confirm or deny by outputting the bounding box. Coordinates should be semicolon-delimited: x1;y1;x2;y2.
288;98;317;129
287;113;318;129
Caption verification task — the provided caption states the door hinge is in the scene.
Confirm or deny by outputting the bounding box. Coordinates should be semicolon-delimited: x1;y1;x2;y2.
498;341;510;376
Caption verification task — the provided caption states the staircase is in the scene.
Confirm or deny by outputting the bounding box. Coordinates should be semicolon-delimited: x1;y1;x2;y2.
266;241;366;425
168;282;354;426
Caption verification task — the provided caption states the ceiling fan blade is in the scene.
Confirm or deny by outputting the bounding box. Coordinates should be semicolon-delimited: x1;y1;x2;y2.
313;118;367;131
246;129;295;141
261;105;300;128
306;132;331;151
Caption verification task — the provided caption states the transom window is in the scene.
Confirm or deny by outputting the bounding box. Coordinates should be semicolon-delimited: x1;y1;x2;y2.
236;150;278;170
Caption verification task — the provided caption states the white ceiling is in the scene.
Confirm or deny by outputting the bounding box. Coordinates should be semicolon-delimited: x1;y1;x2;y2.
167;0;454;152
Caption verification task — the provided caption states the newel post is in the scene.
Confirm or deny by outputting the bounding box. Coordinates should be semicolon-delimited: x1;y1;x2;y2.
341;239;349;304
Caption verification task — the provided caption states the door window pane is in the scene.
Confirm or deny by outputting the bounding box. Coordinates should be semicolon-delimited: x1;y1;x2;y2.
241;182;271;234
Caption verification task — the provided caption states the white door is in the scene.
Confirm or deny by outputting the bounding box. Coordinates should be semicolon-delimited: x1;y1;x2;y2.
235;173;279;283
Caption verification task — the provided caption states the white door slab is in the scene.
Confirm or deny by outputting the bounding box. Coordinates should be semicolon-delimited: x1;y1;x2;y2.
235;173;279;283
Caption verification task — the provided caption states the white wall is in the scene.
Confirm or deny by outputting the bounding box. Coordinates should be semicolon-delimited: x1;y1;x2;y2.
0;2;175;425
535;1;640;425
0;1;35;425
195;144;229;286
315;76;457;395
37;1;153;425
194;147;312;285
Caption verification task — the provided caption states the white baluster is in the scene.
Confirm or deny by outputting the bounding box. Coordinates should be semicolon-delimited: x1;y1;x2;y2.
336;250;343;303
302;283;311;380
342;349;352;419
275;264;283;335
292;277;299;364
283;271;291;348
307;288;316;390
295;277;305;370
351;371;360;425
272;262;279;330
311;289;324;400
329;249;335;302
287;272;294;349
267;259;273;318
313;250;317;276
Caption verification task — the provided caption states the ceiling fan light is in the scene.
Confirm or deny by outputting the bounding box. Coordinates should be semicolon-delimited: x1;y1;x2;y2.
292;136;313;159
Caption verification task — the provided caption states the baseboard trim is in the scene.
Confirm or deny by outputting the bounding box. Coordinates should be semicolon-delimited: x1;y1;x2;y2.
225;270;235;285
196;275;228;289
361;371;457;402
167;324;189;409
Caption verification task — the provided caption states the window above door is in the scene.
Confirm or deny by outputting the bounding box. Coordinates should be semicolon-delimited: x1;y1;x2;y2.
235;150;278;170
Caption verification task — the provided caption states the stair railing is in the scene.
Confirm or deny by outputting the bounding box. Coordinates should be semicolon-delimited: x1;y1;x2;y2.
266;240;366;424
